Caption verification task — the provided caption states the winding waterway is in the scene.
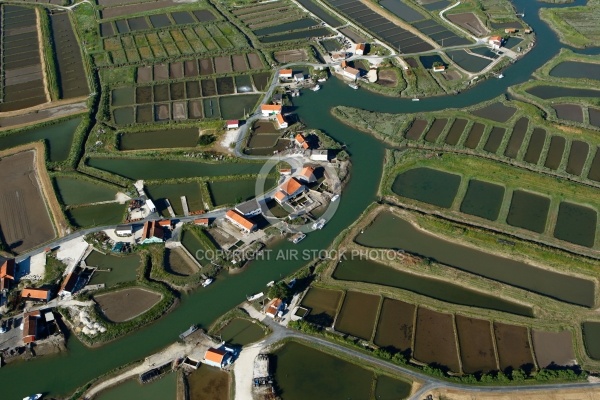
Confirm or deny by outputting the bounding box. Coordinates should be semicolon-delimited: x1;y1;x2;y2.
2;1;599;397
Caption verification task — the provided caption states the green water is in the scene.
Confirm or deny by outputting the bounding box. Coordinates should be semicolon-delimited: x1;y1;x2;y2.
87;157;264;180
0;117;81;162
146;182;204;216
356;212;595;307
207;178;275;206
334;258;532;316
96;372;176;400
87;252;142;287
273;341;375;400
583;322;600;360
219;94;261;120
460;179;505;221
67;203;126;227
5;1;598;396
119;128;199;150
181;230;212;266
392;167;461;208
53;176;117;206
375;374;412;400
553;201;597;248
218;318;266;346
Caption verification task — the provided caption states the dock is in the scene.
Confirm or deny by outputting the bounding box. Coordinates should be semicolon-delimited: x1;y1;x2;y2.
181;196;190;217
165;199;176;218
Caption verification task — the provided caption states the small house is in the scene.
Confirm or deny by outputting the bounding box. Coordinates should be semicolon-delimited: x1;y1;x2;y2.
279;168;292;176
194;218;210;227
276;113;288;129
21;288;51;302
225;210;257;233
265;298;285;318
525;28;533;34
505;28;517;34
332;51;347;61
0;258;16;291
432;65;446;72
204;348;232;369
59;271;79;297
293;73;304;82
260;104;282;117
489;35;503;49
279;69;293;79
342;66;360;81
355;43;366;55
157;220;172;230
140;221;165;244
146;199;157;213
22;311;41;344
274;178;305;204
235;199;261;217
226;120;239;129
310;149;329;161
294;134;307;148
297;166;316;183
115;225;133;237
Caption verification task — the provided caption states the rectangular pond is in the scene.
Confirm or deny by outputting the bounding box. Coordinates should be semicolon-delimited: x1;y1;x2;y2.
355;211;595;307
391;167;461;208
444;118;468;145
566;140;589;176
553;201;597;248
455;316;498;373
446;49;492;72
504;117;528;159
96;372;176;400
119;128;199;150
550;61;600;80
219;94;261;120
424;118;447;143
413;307;460;372
87;157;264;180
506;190;550;233
380;0;425;22
333;258;532;316
66;203;125;227
373;298;415;352
494;322;534;370
146;182;204;216
405;119;428;140
464;122;485;149
544;135;566;170
207;177;275;206
483;127;505;154
335;291;380;340
301;287;342;327
526;85;600;100
582;322;600;360
459;179;505;221
53;176;117;206
87;251;141;287
589;147;600;182
524;128;546;164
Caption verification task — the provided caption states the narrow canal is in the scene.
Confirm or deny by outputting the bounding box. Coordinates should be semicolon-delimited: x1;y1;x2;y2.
2;1;598;397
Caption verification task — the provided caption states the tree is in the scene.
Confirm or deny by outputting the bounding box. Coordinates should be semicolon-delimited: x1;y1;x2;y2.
267;281;291;300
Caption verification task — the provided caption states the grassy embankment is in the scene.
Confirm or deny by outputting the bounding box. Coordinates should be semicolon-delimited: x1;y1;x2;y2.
540;0;600;48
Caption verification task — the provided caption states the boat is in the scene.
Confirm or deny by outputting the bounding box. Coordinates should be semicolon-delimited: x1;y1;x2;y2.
202;278;213;287
317;77;327;82
267;280;275;287
331;194;339;202
290;232;306;244
312;218;326;230
23;395;42;400
497;73;504;79
247;292;264;301
179;325;198;340
348;83;358;90
412;98;420;101
311;84;321;91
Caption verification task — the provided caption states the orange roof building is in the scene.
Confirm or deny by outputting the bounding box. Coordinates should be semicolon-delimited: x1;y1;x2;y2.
489;35;503;48
194;218;210;226
23;311;41;344
297;166;316;183
274;178;305;204
225;210;256;233
204;347;232;368
276;113;288;129
157;220;172;228
59;272;79;296
0;258;16;291
265;298;284;318
355;43;366;55
141;221;165;244
279;68;293;78
21;288;51;302
260;104;282;116
294;133;310;149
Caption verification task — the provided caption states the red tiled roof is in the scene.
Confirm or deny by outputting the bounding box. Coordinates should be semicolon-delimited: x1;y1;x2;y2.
356;43;365;51
490;35;502;41
226;210;255;231
295;134;306;144
280;69;293;75
276;113;286;125
21;288;50;301
261;104;282;112
280;178;303;195
266;298;283;316
299;166;315;179
205;348;226;363
194;218;209;225
345;67;360;76
226;119;239;125
0;259;15;280
157;220;172;227
274;191;286;202
302;141;310;150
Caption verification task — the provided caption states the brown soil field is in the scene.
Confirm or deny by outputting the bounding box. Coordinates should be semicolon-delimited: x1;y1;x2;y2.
136;86;152;103
335;291;380;341
136;105;153;123
531;330;576;368
442;70;461;81
188;100;203;119
493;322;535;371
173;102;187;120
186;81;201;98
100;1;175;19
169;62;184;79
413;307;461;373
405;119;428;140
301;287;342;327
136;67;152;83
154;84;170;102
373;298;415;353
155;103;170;121
447;12;488;36
165;247;198;276
455;315;498;374
377;69;398;87
170;82;185;100
214;56;232;73
184;60;199;77
199;58;214;75
274;49;308;63
431;387;600;400
553;104;583;123
201;79;217;96
232;54;249;72
0;100;87;130
247;53;263;69
153;64;169;81
94;287;162;323
216;77;235;95
0;147;61;253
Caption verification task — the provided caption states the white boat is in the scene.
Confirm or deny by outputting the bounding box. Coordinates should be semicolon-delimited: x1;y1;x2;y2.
348;83;358;90
317;77;327;82
202;278;213;287
312;218;326;230
267;280;275;287
331;194;339;202
412;98;420;101
23;395;42;400
290;232;306;244
497;73;504;79
311;84;321;91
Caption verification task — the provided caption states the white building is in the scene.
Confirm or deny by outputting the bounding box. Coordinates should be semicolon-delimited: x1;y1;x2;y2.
204;348;232;369
342;66;360;81
294;73;304;82
115;225;133;236
310;149;329;161
355;43;366;55
279;69;293;79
